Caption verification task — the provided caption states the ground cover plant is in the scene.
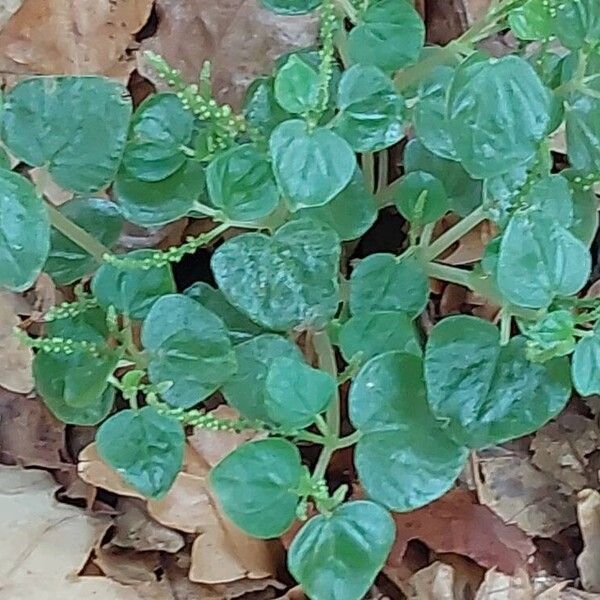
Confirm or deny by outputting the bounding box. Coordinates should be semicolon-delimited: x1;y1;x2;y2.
1;0;600;597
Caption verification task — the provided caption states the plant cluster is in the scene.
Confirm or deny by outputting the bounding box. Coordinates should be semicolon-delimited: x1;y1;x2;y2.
1;0;600;597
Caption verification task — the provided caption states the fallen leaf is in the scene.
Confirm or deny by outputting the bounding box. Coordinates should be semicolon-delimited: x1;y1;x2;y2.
440;221;496;266
531;413;600;496
0;0;154;79
440;283;469;316
139;0;318;108
404;562;459;600
0;466;169;599
549;124;567;155
0;294;33;393
0;391;66;468
93;545;162;586
475;448;575;537
0;0;23;31
387;488;535;575
576;489;600;592
475;569;533;600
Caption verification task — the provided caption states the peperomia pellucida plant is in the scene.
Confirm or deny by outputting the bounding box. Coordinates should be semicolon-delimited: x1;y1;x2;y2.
1;0;600;597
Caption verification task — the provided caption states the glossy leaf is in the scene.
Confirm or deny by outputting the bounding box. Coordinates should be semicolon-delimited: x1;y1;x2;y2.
349;253;428;319
43;386;115;426
447;56;552;178
572;326;600;396
555;0;600;49
261;0;321;15
349;352;468;511
274;54;319;114
92;249;176;320
1;77;131;192
184;282;262;343
508;0;554;40
394;171;448;226
497;210;591;308
222;334;303;421
114;159;205;226
334;64;405;152
265;357;335;428
339;311;421;363
210;438;303;538
212;219;341;331
424;315;572;448
96;406;184;498
0;169;50;291
295;169;377;241
45;198;123;285
142;294;236;408
566;87;600;174
206;144;279;221
404;139;482;216
123;92;194;182
269;119;355;209
243;77;290;137
348;0;425;72
288;501;395;600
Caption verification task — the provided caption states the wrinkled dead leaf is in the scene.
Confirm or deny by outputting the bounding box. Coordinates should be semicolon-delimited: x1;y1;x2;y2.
0;0;23;31
92;544;162;586
140;0;318;108
387;488;535;575
0;0;154;79
475;448;575;537
0;391;66;468
0;466;171;600
112;499;184;553
404;562;460;600
475;569;534;600
531;413;600;496
576;489;600;592
0;294;33;393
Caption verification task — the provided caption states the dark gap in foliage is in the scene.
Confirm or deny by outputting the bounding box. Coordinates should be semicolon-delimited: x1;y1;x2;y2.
134;2;159;42
172;247;216;292
350;207;406;261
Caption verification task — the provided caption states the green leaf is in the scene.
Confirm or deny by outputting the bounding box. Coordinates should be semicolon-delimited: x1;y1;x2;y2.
92;249;176;320
33;308;118;409
394;171;448;226
349;253;428;319
447;56;552;178
260;0;321;15
212;219;341;331
424;315;572;448
274;54;320;114
521;174;574;223
339;311;421;363
0;169;50;291
288;501;395;600
349;352;468;510
404;139;482;217
142;294;236;408
222;334;303;421
114;159;205;226
206;144;279;221
0;147;10;169
96;406;184;498
210;438;303;538
43;386;115;426
566;86;600;174
568;174;599;246
243;77;290;138
334;64;405;152
1;77;131;192
508;0;554;40
294;168;377;241
184;282;262;343
265;357;335;428
348;0;425;72
555;0;600;49
413;65;457;160
122;92;194;182
572;326;600;396
519;310;577;362
269;119;355;209
497;210;591;309
45;198;123;285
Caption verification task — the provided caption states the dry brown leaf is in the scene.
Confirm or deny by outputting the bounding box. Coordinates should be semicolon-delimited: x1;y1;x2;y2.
549;124;567;155
440;283;469;316
0;391;66;468
440;221;496;266
0;466;171;600
531;414;600;495
0;0;23;29
0;0;153;79
475;448;575;537
576;489;600;592
475;569;534;600
139;0;318;109
93;545;162;586
405;562;459;600
387;488;535;575
0;294;33;393
112;499;184;553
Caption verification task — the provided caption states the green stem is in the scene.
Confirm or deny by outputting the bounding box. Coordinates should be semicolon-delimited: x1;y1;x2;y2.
333;0;359;22
419;223;435;249
362;153;376;193
423;206;486;261
425;262;473;288
335;430;362;449
500;310;511;345
376;150;389;193
122;316;148;369
45;200;111;263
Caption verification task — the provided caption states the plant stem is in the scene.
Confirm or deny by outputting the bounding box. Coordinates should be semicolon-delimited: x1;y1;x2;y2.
423;206;486;261
425;262;473;288
362;153;376;193
335;430;362;449
500;310;511;345
377;150;389;193
45;199;111;263
419;223;435;249
333;0;359;22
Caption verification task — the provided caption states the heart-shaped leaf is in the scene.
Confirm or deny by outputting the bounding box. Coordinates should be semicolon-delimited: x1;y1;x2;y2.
572;326;600;396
